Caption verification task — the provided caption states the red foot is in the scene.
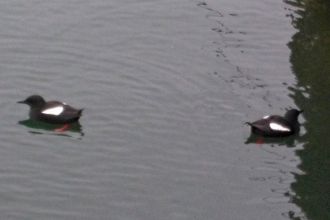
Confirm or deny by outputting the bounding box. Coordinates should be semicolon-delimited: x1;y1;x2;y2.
54;124;69;132
255;136;263;145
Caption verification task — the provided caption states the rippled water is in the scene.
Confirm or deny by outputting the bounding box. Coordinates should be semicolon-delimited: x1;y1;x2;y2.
0;0;304;219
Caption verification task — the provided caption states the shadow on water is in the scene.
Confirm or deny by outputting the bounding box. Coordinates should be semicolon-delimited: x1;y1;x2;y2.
244;133;299;147
18;119;84;137
285;0;330;219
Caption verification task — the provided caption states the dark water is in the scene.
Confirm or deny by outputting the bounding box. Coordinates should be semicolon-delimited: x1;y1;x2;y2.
287;1;330;219
0;0;326;219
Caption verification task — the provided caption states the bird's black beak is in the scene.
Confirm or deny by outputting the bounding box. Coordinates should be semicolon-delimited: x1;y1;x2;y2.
299;110;304;114
17;100;26;104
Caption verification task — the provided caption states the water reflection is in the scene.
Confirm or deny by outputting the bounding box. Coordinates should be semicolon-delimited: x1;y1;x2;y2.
18;119;84;137
244;134;298;147
286;0;330;219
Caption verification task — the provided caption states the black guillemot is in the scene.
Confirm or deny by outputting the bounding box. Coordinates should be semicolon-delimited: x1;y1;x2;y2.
245;109;303;143
18;95;83;131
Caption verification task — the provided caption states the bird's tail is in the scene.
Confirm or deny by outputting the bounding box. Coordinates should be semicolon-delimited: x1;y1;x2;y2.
78;109;84;116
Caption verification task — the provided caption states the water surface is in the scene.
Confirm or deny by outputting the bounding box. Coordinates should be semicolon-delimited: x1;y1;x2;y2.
0;0;312;219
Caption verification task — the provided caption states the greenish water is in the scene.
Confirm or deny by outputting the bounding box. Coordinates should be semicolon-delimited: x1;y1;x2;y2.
288;1;330;219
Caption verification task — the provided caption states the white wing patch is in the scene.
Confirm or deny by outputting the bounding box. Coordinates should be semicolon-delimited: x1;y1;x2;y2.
42;106;64;116
263;115;270;119
269;123;290;132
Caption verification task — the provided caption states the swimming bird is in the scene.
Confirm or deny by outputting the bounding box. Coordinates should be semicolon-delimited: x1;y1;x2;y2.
18;95;83;131
245;109;303;144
